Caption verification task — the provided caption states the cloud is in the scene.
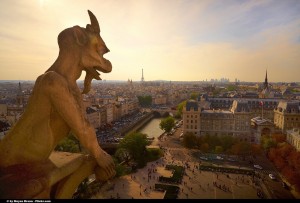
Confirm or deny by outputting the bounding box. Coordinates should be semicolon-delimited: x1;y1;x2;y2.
0;0;299;82
107;17;300;82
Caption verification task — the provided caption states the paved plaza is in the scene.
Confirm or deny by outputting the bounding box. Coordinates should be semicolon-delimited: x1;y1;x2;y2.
92;133;268;199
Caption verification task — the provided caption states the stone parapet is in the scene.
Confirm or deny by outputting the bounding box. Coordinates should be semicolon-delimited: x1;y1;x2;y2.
0;151;99;199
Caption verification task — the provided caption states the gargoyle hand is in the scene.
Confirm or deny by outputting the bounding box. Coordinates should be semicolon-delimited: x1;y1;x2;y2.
94;150;116;181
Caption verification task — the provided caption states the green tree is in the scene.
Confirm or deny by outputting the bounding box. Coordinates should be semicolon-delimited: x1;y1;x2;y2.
176;100;187;117
215;146;224;154
212;88;221;97
190;92;199;100
229;142;251;155
239;141;251;155
159;116;175;133
55;132;81;153
226;85;237;91
261;135;276;151
174;111;181;119
203;134;211;144
182;132;197;148
208;135;221;149
220;135;236;151
137;95;152;107
114;148;131;163
117;132;149;166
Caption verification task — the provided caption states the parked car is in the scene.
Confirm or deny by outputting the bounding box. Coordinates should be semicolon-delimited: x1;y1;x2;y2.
216;156;224;160
200;156;209;161
269;173;276;180
227;158;236;162
253;164;263;170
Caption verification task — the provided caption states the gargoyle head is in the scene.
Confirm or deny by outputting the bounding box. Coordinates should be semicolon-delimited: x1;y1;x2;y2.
57;10;112;94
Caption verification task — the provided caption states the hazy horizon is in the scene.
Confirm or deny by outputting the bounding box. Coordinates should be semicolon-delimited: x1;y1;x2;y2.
0;79;299;84
0;0;299;82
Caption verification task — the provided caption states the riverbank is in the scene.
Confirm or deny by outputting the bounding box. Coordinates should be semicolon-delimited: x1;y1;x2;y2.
119;112;154;137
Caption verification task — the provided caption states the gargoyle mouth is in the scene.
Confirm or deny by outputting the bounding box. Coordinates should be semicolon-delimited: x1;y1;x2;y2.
82;67;101;94
85;66;102;80
85;57;112;80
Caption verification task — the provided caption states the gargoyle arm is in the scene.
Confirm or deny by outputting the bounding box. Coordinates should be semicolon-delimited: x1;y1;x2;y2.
44;72;114;176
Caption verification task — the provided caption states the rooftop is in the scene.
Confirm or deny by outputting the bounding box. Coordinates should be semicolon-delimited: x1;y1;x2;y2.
186;100;198;111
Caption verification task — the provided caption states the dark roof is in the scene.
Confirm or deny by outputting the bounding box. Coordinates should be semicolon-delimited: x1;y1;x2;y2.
282;89;293;95
276;101;300;113
231;100;250;112
186;100;198;111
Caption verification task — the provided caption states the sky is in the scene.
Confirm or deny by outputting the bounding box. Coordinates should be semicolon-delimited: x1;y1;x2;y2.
0;0;299;82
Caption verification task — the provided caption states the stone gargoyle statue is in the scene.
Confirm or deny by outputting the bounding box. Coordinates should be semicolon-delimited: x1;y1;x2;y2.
0;10;115;198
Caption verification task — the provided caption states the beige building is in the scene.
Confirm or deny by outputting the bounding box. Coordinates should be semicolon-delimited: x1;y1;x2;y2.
200;110;234;136
184;99;300;143
128;99;139;114
286;128;300;152
113;103;122;121
230;100;252;140
182;100;201;136
99;105;107;127
250;117;274;144
153;95;167;105
106;104;114;124
113;98;139;121
183;100;256;142
86;106;100;129
274;101;300;132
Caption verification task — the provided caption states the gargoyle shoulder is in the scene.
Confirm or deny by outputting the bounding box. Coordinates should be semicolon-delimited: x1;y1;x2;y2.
36;71;69;92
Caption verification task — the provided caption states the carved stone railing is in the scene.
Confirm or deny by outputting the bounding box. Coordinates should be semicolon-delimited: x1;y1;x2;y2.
49;151;98;199
0;151;98;199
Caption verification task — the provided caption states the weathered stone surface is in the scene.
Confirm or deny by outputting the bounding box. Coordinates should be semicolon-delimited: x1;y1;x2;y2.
0;10;115;198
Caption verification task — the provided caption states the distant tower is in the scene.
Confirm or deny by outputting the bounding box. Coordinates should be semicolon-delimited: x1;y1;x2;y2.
264;69;268;90
141;68;144;82
16;82;24;106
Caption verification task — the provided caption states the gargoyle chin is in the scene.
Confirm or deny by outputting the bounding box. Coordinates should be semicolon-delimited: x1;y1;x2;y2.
82;70;99;94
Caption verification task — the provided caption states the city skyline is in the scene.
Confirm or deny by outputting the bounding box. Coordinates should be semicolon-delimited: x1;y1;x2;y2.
0;0;300;82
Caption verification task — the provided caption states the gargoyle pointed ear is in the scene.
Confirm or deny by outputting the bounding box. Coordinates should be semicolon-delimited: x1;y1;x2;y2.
88;10;100;33
73;26;87;46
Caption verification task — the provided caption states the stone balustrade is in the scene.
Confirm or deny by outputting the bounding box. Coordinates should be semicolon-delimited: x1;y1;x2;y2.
0;151;99;199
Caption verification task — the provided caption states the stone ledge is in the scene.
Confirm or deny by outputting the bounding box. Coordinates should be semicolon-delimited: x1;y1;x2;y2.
0;151;97;199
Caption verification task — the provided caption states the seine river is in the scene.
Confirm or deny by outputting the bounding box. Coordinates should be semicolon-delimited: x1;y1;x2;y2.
138;118;164;139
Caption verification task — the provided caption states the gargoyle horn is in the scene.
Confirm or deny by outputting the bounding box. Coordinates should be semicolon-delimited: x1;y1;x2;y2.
88;10;100;33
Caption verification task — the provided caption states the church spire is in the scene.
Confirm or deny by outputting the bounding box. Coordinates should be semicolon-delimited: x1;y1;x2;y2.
16;82;24;106
18;82;22;93
264;69;268;89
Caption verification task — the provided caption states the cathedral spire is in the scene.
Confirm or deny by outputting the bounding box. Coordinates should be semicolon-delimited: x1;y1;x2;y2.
18;82;22;93
264;69;268;89
16;82;24;106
